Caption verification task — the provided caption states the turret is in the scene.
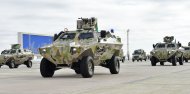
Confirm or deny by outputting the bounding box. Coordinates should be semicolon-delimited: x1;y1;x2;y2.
77;17;98;32
11;44;21;49
163;36;174;43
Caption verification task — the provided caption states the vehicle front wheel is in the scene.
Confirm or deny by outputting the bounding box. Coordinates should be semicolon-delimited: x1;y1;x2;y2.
171;56;177;66
80;56;94;78
109;56;120;74
178;57;183;65
40;58;55;78
8;60;15;69
160;62;164;66
150;57;157;66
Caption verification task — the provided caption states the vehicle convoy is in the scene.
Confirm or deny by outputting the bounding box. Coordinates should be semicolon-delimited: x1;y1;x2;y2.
182;42;190;62
39;17;123;78
150;36;183;66
0;44;34;68
132;49;147;62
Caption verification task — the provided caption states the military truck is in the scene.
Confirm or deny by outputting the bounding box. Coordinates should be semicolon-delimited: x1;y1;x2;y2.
150;36;183;66
39;17;123;78
0;44;34;68
132;49;147;62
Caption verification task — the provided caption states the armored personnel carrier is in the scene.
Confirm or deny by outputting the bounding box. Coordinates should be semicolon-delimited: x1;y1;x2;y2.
39;17;123;78
132;49;147;62
0;44;34;68
150;36;183;66
181;42;190;62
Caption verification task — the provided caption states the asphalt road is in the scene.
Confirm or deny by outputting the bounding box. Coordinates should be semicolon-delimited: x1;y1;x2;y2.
0;60;190;94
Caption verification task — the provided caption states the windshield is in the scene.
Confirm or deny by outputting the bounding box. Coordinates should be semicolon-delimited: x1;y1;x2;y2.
156;44;165;48
78;32;94;40
60;33;76;40
1;50;10;54
134;50;141;54
167;44;175;48
10;49;16;54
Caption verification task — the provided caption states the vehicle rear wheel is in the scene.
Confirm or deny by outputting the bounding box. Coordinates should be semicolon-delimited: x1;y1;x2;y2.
8;60;15;69
132;59;134;62
109;56;120;74
150;57;157;66
171;56;177;66
26;61;32;68
14;65;19;68
160;62;164;66
179;57;183;65
40;58;55;78
80;56;94;78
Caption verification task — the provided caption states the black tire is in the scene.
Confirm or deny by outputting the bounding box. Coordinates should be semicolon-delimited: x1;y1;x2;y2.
40;58;55;78
144;59;147;61
26;61;32;68
8;60;15;69
132;59;134;62
150;57;157;66
178;57;183;65
109;56;120;74
171;56;177;66
0;65;1;68
185;58;188;62
14;65;19;68
74;69;81;74
80;56;94;78
160;62;164;66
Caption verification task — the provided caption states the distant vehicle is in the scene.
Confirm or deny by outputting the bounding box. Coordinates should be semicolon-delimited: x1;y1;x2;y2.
0;44;34;68
132;49;147;62
150;36;183;66
39;17;123;78
182;46;190;62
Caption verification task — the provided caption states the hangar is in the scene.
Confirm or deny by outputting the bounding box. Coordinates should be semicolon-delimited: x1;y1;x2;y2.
18;32;53;54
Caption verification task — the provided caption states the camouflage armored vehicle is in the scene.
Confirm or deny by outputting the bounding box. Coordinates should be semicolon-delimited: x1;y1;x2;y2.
182;46;190;62
0;44;34;68
132;49;147;62
39;17;123;78
150;36;183;66
181;42;190;62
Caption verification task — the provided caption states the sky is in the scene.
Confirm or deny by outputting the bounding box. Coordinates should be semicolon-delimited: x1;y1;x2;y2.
0;0;190;56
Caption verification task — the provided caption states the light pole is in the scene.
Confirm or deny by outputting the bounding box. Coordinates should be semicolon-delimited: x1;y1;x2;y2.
127;29;130;60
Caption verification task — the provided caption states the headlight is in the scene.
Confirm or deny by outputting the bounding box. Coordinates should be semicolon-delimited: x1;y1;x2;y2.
42;49;46;52
70;47;78;55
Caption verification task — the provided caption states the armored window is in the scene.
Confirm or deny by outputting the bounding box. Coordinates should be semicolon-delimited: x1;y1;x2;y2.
1;50;10;54
167;44;175;48
10;50;16;54
185;48;190;50
156;44;165;48
60;33;76;40
79;32;94;40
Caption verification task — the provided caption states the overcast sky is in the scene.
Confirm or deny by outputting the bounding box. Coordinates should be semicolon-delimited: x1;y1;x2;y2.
0;0;190;56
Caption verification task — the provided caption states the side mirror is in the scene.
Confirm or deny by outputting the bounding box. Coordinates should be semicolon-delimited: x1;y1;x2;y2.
153;44;155;48
53;34;58;41
178;43;182;47
100;30;106;38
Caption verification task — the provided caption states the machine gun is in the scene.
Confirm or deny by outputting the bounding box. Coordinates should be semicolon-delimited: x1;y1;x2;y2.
77;17;98;32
